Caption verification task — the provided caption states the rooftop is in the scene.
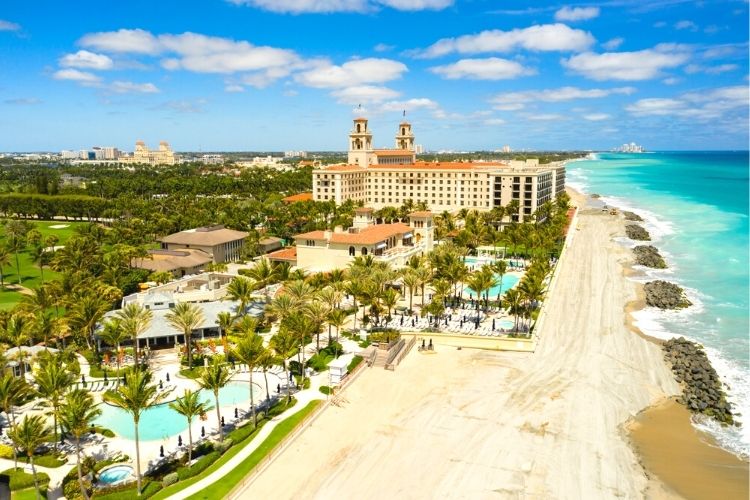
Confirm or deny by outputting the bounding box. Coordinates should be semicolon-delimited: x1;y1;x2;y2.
282;192;313;203
373;149;414;156
267;247;297;262
295;223;412;245
137;249;212;273
160;225;249;246
409;211;433;218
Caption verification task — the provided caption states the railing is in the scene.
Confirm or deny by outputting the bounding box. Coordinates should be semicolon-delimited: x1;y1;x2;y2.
366;348;377;367
392;336;416;369
384;338;406;370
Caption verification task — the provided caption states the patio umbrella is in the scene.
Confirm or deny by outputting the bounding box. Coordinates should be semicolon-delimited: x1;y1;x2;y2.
492;319;496;330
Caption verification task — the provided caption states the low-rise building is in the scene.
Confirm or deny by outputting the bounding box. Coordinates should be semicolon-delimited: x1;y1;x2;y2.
159;225;249;263
136;249;213;278
289;208;434;272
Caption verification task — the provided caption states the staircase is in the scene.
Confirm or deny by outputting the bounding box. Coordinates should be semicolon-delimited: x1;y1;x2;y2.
372;349;388;368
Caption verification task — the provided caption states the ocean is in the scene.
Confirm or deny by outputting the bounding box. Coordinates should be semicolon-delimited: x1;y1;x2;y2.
567;151;749;458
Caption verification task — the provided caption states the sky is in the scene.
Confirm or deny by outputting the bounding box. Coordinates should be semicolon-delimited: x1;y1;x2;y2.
0;0;748;152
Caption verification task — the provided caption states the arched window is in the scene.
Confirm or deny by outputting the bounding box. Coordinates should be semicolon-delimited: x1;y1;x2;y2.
361;247;368;256
402;127;405;135
357;123;361;132
349;246;355;256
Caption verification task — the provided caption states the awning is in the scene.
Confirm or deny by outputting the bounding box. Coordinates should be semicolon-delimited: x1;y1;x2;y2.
403;232;413;238
376;242;387;249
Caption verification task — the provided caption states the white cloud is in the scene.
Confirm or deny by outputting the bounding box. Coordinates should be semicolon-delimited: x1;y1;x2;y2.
686;63;738;75
430;57;535;80
583;113;610;121
52;69;102;84
602;37;624;50
378;0;452;10
662;77;681;85
554;6;600;22
380;97;439;113
0;20;21;31
331;85;401;104
79;28;162;54
374;43;395;52
4;98;41;105
294;58;407;88
524;113;565;121
227;0;452;13
157;99;208;114
410;23;595;58
109;81;160;93
484;118;506;125
489;86;635;110
562;44;690;80
59;50;114;70
225;84;245;93
626;86;748;120
674;20;698;31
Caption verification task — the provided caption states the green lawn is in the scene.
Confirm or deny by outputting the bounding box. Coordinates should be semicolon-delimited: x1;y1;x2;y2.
186;400;322;500
0;219;85;309
12;487;47;500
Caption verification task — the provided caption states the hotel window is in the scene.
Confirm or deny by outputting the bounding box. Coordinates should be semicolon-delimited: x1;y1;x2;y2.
306;240;315;246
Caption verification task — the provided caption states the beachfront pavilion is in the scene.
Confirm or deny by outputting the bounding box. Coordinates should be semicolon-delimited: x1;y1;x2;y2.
97;296;265;351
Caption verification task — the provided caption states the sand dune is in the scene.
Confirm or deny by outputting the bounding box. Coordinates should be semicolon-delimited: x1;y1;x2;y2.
233;194;681;499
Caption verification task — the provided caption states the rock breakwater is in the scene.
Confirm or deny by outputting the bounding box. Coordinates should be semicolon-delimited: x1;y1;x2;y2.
663;337;736;426
625;224;651;241
644;280;692;309
633;245;667;269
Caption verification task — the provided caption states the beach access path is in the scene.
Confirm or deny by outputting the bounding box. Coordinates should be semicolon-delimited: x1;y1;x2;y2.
234;193;681;499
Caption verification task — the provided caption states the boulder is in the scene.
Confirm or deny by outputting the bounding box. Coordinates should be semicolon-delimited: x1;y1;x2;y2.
644;280;692;309
633;245;667;268
623;211;644;222
625;224;651;241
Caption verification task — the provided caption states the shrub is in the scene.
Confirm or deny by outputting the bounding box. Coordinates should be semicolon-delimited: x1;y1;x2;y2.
176;451;220;481
215;438;233;454
93;479;161;499
268;397;297;418
227;422;257;443
347;355;363;372
2;467;51;491
0;444;13;459
161;472;179;488
319;386;331;395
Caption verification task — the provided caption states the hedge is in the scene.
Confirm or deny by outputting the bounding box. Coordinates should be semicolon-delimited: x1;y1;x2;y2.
176;451;220;481
92;480;161;499
347;355;363;372
1;468;51;491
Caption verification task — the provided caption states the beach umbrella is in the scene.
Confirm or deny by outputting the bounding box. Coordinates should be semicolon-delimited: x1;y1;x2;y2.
160;445;164;458
221;417;225;427
460;319;464;327
178;435;183;447
492;319;496;330
400;316;404;326
444;317;448;326
234;408;239;419
166;373;170;382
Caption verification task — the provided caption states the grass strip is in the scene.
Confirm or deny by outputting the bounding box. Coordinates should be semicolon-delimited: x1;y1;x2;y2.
186;400;322;500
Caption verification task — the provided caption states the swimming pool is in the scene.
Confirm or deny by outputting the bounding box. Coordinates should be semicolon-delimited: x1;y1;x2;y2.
96;381;260;441
464;274;520;300
98;464;134;485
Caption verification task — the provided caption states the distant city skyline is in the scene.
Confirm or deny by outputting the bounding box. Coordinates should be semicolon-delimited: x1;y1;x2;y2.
0;0;748;152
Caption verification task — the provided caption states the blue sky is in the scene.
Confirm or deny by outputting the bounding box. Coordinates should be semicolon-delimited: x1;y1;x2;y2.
0;0;748;151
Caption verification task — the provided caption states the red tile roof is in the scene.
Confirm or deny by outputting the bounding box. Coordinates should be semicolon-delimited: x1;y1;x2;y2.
409;211;433;218
295;223;413;245
373;149;413;156
267;247;297;262
282;192;313;203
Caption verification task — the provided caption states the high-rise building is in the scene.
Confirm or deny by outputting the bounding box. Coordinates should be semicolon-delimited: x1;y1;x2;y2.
121;140;177;165
312;118;566;222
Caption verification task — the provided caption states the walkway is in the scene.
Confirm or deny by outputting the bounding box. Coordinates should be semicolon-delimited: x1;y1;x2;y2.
168;387;324;499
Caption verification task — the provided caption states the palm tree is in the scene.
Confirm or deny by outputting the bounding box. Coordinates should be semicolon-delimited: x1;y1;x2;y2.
197;358;231;442
28;245;47;285
69;293;111;351
266;294;297;323
168;389;213;464
0;372;32;468
165;302;205;371
4;313;31;377
245;258;278;302
216;311;234;339
401;270;419;314
225;276;256;317
503;288;523;332
115;303;153;365
381;288;400;322
256;347;275;405
104;369;169;496
493;260;508;304
231;319;264;426
304;301;329;351
8;415;51;500
327;308;347;356
59;389;101;500
99;319;129;374
270;331;297;404
34;354;75;451
0;245;10;290
414;266;432;307
345;279;365;329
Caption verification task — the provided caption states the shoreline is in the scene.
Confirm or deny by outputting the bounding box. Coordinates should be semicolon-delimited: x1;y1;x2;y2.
568;186;750;498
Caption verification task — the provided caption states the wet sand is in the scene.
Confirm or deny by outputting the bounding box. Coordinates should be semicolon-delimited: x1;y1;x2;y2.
628;398;749;500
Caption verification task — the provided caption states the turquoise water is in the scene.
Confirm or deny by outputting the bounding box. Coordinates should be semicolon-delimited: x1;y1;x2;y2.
98;465;133;485
568;152;749;457
96;381;260;441
465;274;520;299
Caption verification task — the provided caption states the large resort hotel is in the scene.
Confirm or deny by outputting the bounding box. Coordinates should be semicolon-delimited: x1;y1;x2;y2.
312;117;566;221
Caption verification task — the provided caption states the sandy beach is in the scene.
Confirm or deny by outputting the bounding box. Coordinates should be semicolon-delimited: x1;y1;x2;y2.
230;190;704;499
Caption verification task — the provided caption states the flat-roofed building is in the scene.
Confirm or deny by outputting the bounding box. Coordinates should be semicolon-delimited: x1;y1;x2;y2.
159;225;248;263
292;208;434;272
313;118;565;222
